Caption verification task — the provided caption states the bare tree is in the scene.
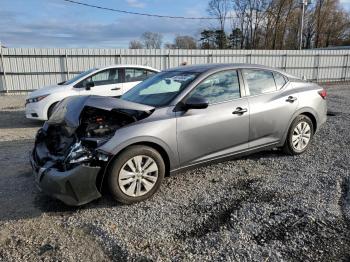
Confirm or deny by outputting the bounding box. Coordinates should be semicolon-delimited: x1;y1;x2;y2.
314;0;325;48
250;0;269;48
174;35;197;49
141;32;163;49
164;43;176;49
232;0;248;48
324;8;349;46
312;0;350;48
130;0;350;51
263;0;296;49
129;40;143;49
232;0;270;49
165;36;197;49
207;0;230;48
278;0;295;49
207;0;230;31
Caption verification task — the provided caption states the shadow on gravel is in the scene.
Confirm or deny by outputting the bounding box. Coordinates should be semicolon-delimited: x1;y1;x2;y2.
327;111;339;116
176;176;350;261
241;148;282;161
0;181;118;222
33;194;79;215
0;110;42;129
176;178;279;239
254;211;350;261
33;193;119;216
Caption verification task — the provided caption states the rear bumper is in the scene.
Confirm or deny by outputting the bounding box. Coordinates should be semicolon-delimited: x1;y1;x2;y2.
30;150;102;206
316;99;327;132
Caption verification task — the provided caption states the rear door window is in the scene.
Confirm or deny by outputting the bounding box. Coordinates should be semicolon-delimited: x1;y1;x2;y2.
125;68;156;82
242;69;277;95
78;68;121;87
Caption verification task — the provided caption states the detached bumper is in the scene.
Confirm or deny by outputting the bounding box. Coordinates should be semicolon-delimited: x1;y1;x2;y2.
30;151;102;206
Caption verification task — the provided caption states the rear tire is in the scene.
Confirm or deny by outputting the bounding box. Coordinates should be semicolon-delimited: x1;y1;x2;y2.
283;115;314;155
108;145;165;204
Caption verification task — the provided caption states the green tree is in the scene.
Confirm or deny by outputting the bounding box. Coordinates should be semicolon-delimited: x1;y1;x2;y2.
200;30;216;49
228;28;243;49
214;30;228;49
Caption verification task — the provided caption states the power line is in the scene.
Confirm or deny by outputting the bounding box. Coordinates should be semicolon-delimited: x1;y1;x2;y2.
62;0;218;20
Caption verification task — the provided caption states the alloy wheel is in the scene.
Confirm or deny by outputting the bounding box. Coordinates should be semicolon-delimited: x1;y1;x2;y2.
118;155;159;197
292;121;311;151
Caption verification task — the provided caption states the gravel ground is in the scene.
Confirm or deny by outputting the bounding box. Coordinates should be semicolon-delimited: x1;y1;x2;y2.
0;85;349;261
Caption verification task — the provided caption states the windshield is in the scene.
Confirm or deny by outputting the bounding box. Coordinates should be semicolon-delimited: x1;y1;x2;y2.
61;68;97;85
121;71;199;107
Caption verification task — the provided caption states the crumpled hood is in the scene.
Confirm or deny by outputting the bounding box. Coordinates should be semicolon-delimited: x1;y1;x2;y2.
47;95;155;130
28;84;69;98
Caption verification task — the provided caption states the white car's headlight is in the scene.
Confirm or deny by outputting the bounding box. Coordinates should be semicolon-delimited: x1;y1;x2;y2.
26;94;49;105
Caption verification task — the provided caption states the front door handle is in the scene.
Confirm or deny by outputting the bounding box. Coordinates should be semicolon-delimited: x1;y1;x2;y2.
232;107;248;115
286;96;297;103
111;87;121;91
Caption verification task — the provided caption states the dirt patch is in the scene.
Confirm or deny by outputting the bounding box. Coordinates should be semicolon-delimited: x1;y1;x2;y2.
0;216;112;262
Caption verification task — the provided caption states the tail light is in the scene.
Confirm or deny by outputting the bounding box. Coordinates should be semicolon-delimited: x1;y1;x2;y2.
318;89;327;99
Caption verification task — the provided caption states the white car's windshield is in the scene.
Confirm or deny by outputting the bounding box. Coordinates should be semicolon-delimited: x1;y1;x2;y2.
121;71;199;107
61;68;97;85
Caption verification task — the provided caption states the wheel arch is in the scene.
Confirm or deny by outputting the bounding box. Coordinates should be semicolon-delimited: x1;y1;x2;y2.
47;101;60;119
98;141;172;192
299;112;317;133
123;141;171;176
281;108;319;146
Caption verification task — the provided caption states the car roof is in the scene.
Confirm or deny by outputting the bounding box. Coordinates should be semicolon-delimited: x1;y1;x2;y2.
97;64;160;72
163;63;298;79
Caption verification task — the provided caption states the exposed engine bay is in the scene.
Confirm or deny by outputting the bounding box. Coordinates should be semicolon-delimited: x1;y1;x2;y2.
33;96;154;172
30;96;155;206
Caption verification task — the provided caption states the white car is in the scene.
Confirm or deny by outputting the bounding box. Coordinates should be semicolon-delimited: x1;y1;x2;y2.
25;65;159;120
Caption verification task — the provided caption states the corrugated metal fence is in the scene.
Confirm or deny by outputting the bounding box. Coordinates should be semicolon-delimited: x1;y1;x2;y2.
0;48;349;93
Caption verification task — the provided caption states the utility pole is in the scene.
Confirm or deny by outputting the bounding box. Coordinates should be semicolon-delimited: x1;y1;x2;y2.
299;0;311;50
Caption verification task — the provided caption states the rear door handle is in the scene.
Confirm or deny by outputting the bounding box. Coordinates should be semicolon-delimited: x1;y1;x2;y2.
232;107;248;115
111;87;121;91
286;96;297;103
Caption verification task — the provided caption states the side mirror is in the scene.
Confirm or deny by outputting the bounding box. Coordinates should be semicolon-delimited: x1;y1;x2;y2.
183;96;209;110
85;81;94;90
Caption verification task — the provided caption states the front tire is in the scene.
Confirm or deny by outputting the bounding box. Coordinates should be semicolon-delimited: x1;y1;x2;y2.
283;115;314;155
108;145;165;204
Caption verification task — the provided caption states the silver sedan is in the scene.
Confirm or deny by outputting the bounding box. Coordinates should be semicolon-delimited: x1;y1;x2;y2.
30;64;327;205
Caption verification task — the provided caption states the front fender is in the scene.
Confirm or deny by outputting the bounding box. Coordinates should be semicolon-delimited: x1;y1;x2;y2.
98;108;179;170
98;135;180;170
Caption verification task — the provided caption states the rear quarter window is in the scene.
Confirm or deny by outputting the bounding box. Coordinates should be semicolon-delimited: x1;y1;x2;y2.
273;72;288;89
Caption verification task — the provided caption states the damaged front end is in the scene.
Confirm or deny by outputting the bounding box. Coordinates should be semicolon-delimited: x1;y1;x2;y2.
30;95;154;206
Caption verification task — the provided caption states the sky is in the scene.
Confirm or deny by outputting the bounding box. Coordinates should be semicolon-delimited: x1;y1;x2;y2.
1;0;350;48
